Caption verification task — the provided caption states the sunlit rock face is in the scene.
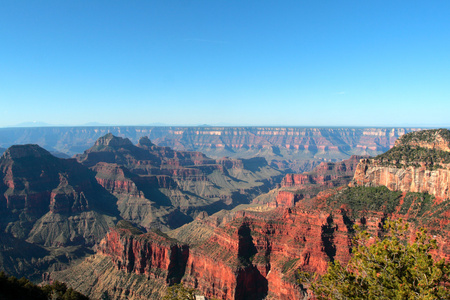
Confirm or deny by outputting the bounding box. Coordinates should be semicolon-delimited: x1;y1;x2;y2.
0;134;284;280
351;129;450;201
52;131;450;299
254;155;364;208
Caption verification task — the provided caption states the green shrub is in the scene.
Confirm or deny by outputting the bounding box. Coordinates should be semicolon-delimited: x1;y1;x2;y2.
300;219;450;299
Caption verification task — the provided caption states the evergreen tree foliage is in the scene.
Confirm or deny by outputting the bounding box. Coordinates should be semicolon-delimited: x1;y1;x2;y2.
163;283;197;300
0;271;88;300
300;219;450;299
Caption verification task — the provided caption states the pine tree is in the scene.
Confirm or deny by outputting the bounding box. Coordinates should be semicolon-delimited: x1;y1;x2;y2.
300;219;450;300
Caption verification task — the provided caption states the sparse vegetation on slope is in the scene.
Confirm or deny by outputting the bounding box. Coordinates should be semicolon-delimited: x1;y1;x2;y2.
396;128;450;145
374;129;450;170
301;219;450;300
327;186;403;217
375;145;450;169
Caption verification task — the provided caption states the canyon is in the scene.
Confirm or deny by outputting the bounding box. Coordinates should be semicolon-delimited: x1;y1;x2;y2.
49;129;450;299
0;126;420;172
75;133;283;231
0;133;282;281
54;186;450;299
2;128;450;299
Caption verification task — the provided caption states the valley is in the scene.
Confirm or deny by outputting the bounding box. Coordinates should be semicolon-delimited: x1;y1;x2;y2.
1;128;450;299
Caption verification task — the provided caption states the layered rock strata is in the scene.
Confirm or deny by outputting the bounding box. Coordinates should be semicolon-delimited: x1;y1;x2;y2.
253;155;364;208
0;144;118;279
58;182;450;300
0;127;421;172
0;135;283;280
0;144;118;246
76;134;283;231
281;155;363;189
51;129;450;298
351;129;450;201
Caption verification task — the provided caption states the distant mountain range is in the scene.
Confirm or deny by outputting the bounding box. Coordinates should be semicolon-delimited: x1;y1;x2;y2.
11;121;115;127
13;121;54;127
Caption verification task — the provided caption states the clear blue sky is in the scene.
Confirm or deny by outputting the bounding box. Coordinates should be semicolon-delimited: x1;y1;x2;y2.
0;1;449;127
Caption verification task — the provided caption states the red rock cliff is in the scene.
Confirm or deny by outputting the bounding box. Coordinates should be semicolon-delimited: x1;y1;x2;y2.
260;155;364;208
98;223;188;284
68;180;450;300
59;130;450;299
282;155;363;188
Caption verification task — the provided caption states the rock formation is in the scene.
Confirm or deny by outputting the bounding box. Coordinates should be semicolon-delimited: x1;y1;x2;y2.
55;182;450;299
0;126;420;172
281;155;363;189
51;129;450;299
0;144;118;243
253;155;364;208
0;135;283;280
6;128;450;300
351;129;450;201
76;134;283;231
0;144;118;279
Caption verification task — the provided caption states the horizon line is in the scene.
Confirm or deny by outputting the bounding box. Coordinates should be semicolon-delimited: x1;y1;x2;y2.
1;124;448;129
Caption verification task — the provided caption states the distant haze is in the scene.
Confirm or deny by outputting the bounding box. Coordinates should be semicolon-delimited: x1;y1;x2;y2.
0;126;422;159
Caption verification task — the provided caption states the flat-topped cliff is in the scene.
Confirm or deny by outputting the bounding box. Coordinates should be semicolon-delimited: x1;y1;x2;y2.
0;127;421;172
351;129;450;201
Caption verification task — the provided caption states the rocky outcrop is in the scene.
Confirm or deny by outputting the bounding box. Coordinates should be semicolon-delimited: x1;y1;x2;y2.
75;134;284;231
92;163;143;196
282;155;363;189
0;145;116;218
0;144;119;279
352;160;450;201
98;222;188;285
95;133;135;148
47;254;168;300
272;191;299;207
255;155;364;208
393;128;450;151
351;129;450;201
90;221;242;299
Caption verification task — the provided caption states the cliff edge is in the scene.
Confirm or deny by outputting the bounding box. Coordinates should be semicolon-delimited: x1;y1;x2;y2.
351;129;450;201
